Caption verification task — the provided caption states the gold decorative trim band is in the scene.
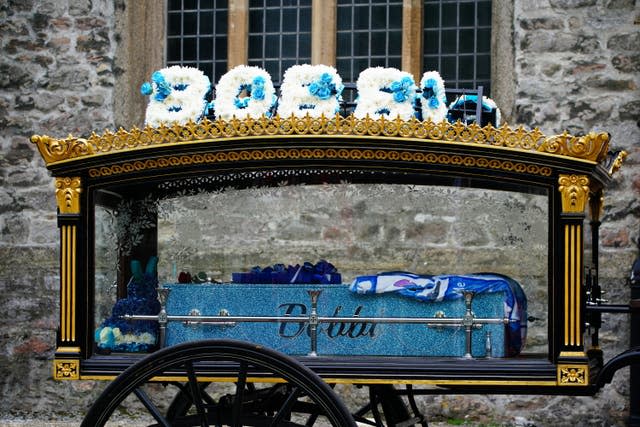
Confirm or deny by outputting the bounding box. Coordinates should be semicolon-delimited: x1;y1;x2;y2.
557;364;589;386
80;374;558;387
53;359;80;381
88;148;553;178
32;116;610;166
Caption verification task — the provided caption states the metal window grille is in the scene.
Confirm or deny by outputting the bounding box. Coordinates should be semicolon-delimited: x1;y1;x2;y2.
248;0;312;84
423;0;492;94
166;0;229;84
336;0;403;92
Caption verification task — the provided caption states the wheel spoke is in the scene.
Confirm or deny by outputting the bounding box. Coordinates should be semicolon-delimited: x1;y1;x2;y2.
269;386;301;427
133;387;172;427
82;340;355;427
231;361;249;427
186;360;209;427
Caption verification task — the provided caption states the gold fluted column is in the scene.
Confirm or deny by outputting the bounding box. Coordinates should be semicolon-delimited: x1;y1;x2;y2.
53;177;83;380
556;174;590;386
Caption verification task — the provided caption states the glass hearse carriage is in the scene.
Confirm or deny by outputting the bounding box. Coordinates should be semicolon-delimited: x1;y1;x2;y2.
32;65;636;426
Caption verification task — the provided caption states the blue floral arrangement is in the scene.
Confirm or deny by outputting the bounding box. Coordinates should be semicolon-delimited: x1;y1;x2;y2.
233;76;267;109
95;257;161;353
353;67;418;120
232;260;341;284
278;64;344;117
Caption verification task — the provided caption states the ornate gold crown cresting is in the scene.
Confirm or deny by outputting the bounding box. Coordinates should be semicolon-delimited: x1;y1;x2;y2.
31;116;612;167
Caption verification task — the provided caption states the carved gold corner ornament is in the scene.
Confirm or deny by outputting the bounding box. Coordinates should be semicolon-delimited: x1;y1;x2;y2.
55;177;82;214
558;174;590;214
538;131;609;163
31;134;94;164
30;117;612;166
608;150;627;175
53;359;80;380
557;364;589;386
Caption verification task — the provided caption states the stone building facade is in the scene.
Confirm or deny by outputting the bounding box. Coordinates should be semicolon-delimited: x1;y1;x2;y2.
0;0;638;424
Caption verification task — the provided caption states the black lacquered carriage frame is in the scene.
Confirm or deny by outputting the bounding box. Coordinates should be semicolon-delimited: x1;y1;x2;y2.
32;105;640;426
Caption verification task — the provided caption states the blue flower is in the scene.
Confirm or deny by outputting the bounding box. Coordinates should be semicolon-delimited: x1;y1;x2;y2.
251;76;266;100
252;87;265;100
234;97;250;109
308;73;336;100
151;71;172;101
389;76;415;103
140;82;153;96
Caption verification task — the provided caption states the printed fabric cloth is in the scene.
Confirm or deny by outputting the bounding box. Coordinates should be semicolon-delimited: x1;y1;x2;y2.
349;272;527;356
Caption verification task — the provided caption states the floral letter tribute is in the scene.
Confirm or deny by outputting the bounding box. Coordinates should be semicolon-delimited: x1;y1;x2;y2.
278;64;344;118
419;71;448;123
353;67;418;120
214;65;277;120
141;66;211;127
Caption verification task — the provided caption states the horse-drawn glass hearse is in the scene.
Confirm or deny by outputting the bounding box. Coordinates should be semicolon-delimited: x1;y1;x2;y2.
31;65;637;426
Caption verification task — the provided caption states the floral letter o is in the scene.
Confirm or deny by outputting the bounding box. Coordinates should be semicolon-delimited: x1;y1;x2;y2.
214;65;276;120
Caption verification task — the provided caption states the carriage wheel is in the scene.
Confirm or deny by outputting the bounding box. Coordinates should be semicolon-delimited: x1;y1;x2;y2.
81;339;356;427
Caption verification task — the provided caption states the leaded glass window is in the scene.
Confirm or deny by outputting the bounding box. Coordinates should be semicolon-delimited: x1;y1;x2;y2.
423;0;492;93
336;0;403;84
247;0;312;84
167;0;229;84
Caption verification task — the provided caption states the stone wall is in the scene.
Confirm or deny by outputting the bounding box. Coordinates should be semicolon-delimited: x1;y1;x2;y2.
0;0;120;419
0;0;638;425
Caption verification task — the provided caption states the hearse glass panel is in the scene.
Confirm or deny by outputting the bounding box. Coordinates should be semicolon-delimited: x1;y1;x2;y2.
93;175;549;358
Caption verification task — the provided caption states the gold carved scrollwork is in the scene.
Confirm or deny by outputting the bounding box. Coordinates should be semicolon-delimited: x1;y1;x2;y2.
31;134;94;164
609;150;627;175
55;177;82;214
539;131;609;162
558;174;590;214
53;359;80;380
557;364;588;386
